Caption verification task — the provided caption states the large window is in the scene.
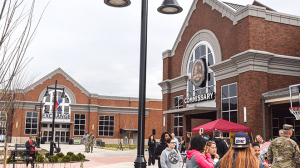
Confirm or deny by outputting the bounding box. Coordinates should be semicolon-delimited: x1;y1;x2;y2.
25;112;38;134
0;111;7;129
173;96;183;109
74;114;85;135
187;42;215;97
99;115;114;136
173;114;183;137
43;90;71;114
221;83;238;123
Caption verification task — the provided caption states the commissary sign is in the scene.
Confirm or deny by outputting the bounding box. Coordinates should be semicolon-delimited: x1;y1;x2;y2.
184;92;215;104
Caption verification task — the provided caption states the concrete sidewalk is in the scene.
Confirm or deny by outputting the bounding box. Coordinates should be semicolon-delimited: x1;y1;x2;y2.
0;143;159;168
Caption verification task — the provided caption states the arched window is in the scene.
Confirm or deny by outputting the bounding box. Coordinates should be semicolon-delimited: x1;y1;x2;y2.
187;41;215;98
43;90;71;115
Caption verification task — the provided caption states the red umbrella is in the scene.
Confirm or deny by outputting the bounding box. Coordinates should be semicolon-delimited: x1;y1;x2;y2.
192;119;251;133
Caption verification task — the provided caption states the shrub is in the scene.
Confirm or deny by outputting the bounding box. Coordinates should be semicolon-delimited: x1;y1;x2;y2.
36;155;44;162
77;153;85;161
49;155;59;163
61;155;71;162
6;155;13;164
45;152;50;158
56;152;64;158
71;155;79;161
67;152;74;156
36;153;42;158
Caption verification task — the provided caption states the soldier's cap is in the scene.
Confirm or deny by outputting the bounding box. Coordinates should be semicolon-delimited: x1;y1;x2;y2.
231;132;250;149
283;124;294;131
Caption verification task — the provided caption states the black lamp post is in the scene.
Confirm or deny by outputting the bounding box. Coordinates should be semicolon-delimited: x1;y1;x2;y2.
43;80;67;156
34;101;47;148
104;0;182;167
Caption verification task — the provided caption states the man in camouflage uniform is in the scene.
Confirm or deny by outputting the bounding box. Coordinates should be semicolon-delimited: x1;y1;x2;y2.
267;124;300;168
88;132;95;153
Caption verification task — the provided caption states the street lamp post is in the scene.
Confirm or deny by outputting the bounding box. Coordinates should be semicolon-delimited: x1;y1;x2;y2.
43;80;67;156
34;101;46;148
104;1;182;167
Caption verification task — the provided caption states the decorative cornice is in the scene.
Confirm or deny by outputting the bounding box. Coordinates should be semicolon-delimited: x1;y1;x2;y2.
167;0;300;59
0;101;45;110
97;95;152;102
23;68;90;97
262;87;298;100
162;50;172;60
158;75;188;95
210;50;300;81
98;106;150;115
70;104;99;112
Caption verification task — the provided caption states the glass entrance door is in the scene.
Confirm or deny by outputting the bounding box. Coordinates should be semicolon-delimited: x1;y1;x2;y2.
42;124;70;143
54;131;70;143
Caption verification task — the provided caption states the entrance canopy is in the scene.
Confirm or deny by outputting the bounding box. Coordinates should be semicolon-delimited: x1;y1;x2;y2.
192;119;251;133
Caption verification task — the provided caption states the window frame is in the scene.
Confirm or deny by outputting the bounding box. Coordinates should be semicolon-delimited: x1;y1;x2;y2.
173;114;183;137
173;95;183;109
221;82;238;123
73;114;86;136
98;115;115;137
186;41;216;99
25;111;39;135
43;90;71;115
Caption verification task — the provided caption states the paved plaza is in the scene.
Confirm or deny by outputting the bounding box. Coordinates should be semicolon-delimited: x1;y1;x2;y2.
0;143;158;168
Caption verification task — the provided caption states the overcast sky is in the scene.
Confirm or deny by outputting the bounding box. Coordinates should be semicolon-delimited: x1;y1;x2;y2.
20;0;300;99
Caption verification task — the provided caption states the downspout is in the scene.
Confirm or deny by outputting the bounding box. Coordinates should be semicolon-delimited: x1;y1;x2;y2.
262;98;266;141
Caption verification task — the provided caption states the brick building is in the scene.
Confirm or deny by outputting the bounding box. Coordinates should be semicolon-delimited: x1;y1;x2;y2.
159;0;300;142
5;68;162;144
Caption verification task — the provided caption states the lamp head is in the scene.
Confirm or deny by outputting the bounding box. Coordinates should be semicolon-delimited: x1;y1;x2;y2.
158;0;183;14
104;0;131;7
44;90;50;97
61;92;67;99
34;106;37;112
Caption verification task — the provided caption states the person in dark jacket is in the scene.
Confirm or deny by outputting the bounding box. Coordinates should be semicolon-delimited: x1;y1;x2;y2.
148;135;156;166
211;130;228;159
25;136;37;168
154;132;171;168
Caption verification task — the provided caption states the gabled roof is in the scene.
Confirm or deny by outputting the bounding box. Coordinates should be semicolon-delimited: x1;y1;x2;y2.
252;0;276;12
168;0;300;57
222;1;245;11
23;68;90;96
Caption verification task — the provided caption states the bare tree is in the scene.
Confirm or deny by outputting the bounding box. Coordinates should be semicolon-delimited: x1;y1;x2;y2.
0;0;49;166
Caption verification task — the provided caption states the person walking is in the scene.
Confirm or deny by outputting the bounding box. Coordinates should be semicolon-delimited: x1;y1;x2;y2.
88;132;95;153
25;136;37;168
154;132;171;168
206;140;220;166
267;124;300;168
185;136;214;168
84;132;89;152
160;138;183;168
171;133;179;150
148;135;156;166
215;132;264;168
211;130;228;159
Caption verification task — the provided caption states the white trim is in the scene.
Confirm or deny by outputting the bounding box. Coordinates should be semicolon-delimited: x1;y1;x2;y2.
24;68;90;97
166;0;300;59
